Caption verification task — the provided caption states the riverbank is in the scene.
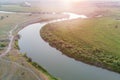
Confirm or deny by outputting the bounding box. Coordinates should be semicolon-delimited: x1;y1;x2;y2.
15;14;68;80
22;53;58;80
0;12;67;80
40;17;120;73
14;37;58;80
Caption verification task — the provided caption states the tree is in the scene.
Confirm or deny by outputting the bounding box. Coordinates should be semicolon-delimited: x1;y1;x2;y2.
27;57;32;62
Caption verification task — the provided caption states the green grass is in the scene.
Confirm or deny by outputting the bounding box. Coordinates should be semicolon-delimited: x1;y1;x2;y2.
41;12;120;73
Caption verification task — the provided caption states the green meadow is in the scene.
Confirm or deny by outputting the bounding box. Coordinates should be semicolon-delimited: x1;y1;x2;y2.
41;9;120;73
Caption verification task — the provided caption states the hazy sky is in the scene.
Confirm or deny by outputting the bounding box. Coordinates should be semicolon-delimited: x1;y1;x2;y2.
1;0;120;2
0;0;119;4
28;0;119;1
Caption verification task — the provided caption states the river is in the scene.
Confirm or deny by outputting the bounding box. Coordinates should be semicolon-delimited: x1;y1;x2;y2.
18;12;120;80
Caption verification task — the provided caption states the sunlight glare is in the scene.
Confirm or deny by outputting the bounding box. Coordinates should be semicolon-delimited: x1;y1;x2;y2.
61;0;84;9
63;0;84;3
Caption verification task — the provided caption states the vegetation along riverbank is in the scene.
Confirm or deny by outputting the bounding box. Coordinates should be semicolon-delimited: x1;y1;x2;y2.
41;12;120;73
12;13;66;80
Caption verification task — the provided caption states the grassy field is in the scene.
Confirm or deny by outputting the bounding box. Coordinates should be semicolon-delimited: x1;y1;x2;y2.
0;5;42;12
41;7;120;73
0;12;41;80
0;2;101;15
0;12;42;80
0;13;26;53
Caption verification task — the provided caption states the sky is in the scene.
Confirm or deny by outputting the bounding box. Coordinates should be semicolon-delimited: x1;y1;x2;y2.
0;0;120;2
0;0;119;4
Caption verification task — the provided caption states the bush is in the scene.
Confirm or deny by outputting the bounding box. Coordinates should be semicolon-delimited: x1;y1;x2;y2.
14;40;20;50
27;57;32;62
0;43;6;47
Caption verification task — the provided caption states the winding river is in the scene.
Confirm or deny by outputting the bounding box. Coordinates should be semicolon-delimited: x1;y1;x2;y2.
18;12;120;80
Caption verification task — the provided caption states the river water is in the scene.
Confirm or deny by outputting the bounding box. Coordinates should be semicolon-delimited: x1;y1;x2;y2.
18;12;120;80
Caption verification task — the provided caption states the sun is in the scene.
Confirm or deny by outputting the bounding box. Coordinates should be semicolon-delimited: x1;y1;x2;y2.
61;0;84;5
61;0;85;9
63;0;84;2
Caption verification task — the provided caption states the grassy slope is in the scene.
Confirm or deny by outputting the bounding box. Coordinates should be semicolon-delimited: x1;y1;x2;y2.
41;8;120;73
